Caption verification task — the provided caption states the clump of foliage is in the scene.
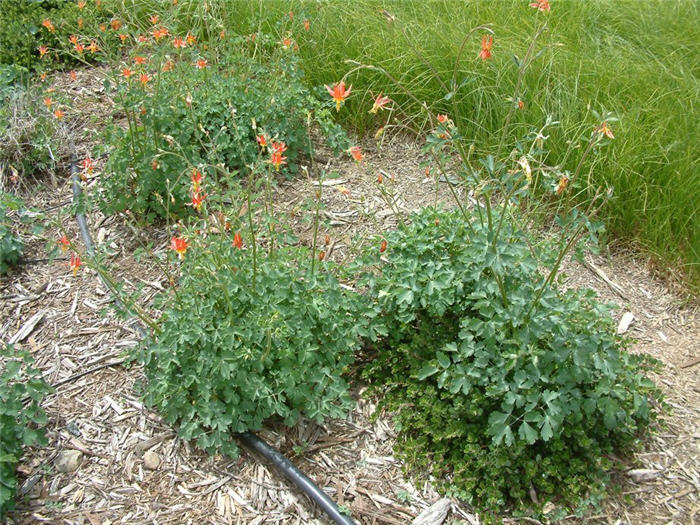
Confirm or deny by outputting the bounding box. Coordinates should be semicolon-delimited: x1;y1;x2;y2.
1;83;63;182
0;345;53;519
0;0;80;71
359;207;662;518
0;195;25;274
133;234;364;458
100;34;348;222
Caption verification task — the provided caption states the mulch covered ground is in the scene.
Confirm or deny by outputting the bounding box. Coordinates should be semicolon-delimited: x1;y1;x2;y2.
1;67;697;525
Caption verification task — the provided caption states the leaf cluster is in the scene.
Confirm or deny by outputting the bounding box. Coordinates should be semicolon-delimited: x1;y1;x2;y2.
133;235;365;457
100;45;348;222
0;0;81;71
0;195;25;274
0;345;53;519
360;207;662;516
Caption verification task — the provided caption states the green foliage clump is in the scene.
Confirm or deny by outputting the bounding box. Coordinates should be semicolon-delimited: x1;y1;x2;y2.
133;235;364;458
360;208;662;517
101;41;349;222
0;196;25;274
0;0;79;71
1;345;53;520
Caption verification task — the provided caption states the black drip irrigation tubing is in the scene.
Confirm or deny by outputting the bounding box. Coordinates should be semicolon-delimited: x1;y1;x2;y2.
69;160;357;525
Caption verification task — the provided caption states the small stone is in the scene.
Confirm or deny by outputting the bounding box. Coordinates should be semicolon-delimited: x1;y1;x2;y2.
627;468;661;483
412;498;451;525
144;450;161;470
55;450;83;473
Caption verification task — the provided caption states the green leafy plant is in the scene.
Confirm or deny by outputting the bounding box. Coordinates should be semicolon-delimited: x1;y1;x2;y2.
1;345;53;520
132;234;365;458
99;32;349;222
359;207;662;517
0;84;64;183
0;0;81;71
0;195;25;274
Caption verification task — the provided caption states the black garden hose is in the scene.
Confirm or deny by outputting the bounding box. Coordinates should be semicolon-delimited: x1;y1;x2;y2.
69;159;357;525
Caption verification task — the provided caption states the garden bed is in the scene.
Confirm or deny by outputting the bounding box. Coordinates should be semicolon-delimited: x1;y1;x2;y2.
1;75;697;520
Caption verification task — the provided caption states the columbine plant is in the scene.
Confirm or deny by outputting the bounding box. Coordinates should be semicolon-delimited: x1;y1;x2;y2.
343;5;662;519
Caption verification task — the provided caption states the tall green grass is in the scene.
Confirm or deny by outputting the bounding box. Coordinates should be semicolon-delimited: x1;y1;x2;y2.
113;0;700;289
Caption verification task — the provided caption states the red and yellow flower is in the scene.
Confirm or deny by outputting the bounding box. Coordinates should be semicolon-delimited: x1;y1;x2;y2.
529;0;551;12
348;146;363;163
479;35;493;61
170;236;189;259
369;93;391;114
596;121;614;139
69;253;81;275
58;234;70;253
233;231;243;249
325;81;352;111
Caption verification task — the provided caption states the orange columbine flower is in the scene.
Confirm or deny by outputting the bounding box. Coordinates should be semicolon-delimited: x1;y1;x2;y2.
271;140;287;154
140;73;150;85
118;33;129;43
69;70;77;81
188;189;206;212
173;36;186;48
529;0;551;12
122;67;133;79
69;253;81;275
269;151;287;171
170;236;189;259
325;81;352;111
268;141;288;171
324;234;331;245
87;41;99;53
186;33;197;45
369;93;391;114
556;175;569;195
233;231;243;249
54;108;64;119
69;34;79;45
58;234;70;253
42;19;55;32
44;97;53;108
137;34;148;43
256;134;268;150
38;45;48;58
282;37;293;49
99;24;107;32
77;0;86;8
348;146;363;163
479;35;493;61
380;239;387;253
162;60;175;72
153;27;169;40
134;55;147;65
111;19;122;31
304;19;310;31
517;99;525;110
377;173;383;184
191;168;203;188
40;73;47;82
437;114;449;124
596;121;615;139
81;157;94;175
78;17;84;29
74;42;85;54
195;58;207;69
318;251;326;261
149;14;159;25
